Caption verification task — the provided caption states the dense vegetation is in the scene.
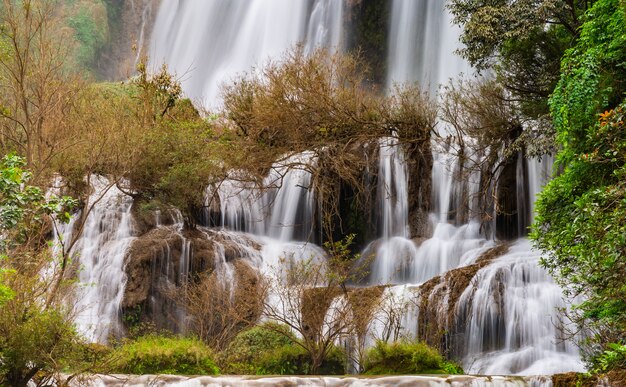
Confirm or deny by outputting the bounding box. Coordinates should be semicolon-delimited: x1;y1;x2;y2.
451;0;626;373
0;154;83;386
1;0;625;382
363;340;463;375
532;0;626;372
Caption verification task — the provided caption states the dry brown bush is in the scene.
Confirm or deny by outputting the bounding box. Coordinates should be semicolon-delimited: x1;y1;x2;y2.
220;47;436;241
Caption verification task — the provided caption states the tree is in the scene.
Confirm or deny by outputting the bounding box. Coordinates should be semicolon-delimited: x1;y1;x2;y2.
167;260;264;351
0;0;84;179
220;47;435;241
447;0;596;163
261;234;372;374
448;0;591;118
0;154;85;387
532;0;626;372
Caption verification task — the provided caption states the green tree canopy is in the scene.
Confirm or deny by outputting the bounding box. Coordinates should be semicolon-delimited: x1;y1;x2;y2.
532;0;626;371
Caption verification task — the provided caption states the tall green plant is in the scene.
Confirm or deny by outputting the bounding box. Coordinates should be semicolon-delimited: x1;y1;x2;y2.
532;0;626;372
0;154;84;387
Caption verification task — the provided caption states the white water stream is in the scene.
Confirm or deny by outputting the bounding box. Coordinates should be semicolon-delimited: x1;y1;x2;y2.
149;0;344;108
56;176;135;343
85;374;554;387
61;0;585;379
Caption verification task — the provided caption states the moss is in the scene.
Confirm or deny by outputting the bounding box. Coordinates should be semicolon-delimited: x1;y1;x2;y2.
220;323;294;374
363;340;463;375
109;335;219;375
256;344;346;375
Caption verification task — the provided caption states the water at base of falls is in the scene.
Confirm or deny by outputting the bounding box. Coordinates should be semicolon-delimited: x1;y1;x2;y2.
79;374;556;387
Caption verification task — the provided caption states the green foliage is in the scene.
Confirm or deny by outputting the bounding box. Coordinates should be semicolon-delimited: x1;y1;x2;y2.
128;116;218;213
594;343;626;373
256;344;346;376
257;344;310;375
0;154;84;386
363;340;463;375
220;323;347;375
0;154;76;246
549;0;626;159
55;64;225;225
65;0;109;71
532;0;626;372
220;323;293;374
122;64;224;218
0;307;82;385
0;263;13;305
110;335;219;375
448;0;586;119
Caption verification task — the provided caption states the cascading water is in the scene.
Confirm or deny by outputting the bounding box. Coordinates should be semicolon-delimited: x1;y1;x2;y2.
457;240;584;375
130;0;156;65
380;0;583;375
368;136;415;284
56;0;584;380
386;0;469;94
211;152;317;242
56;176;135;342
149;0;344;107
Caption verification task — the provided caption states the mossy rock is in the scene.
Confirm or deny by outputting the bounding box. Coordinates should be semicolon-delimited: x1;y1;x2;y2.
109;335;219;375
363;340;463;375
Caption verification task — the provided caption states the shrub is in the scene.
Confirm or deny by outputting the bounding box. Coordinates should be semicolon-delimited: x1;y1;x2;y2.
220;323;346;375
315;346;347;375
593;343;626;374
109;335;219;375
257;344;346;375
363;340;463;375
256;344;310;375
219;323;293;374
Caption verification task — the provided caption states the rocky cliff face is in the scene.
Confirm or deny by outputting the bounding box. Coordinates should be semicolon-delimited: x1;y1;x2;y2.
96;0;160;80
415;244;509;359
406;141;433;238
122;211;262;334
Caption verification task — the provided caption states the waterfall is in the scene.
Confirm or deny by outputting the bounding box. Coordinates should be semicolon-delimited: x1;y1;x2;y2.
457;240;584;375
51;0;583;377
369;137;415;284
211;151;316;242
130;0;156;65
527;155;554;220
149;0;344;107
386;0;469;94
381;0;581;376
378;137;409;239
56;176;135;343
